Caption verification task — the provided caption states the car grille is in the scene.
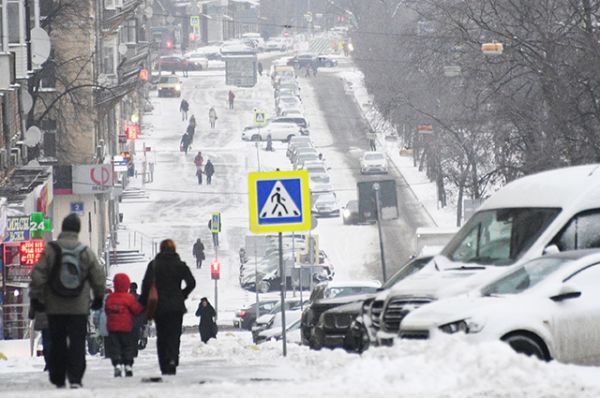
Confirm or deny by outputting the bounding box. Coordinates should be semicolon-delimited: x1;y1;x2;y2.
399;330;430;340
369;300;384;331
382;298;432;333
323;313;354;329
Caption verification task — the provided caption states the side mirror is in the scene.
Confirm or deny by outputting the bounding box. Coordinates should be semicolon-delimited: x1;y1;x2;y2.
543;244;560;255
550;284;581;302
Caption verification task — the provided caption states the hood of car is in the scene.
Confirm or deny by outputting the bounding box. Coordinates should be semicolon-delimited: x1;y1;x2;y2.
314;292;376;307
323;294;376;315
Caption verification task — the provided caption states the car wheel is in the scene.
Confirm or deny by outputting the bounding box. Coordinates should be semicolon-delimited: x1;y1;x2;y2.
502;333;550;361
251;134;261;142
309;328;324;350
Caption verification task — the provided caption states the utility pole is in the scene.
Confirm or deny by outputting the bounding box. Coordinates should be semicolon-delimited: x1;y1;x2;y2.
373;183;387;282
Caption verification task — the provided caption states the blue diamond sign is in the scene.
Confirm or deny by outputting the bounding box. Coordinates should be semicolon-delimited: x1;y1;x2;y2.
248;170;311;233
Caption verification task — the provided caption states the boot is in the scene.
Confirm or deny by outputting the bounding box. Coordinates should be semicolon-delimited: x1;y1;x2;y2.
124;365;133;377
114;365;122;378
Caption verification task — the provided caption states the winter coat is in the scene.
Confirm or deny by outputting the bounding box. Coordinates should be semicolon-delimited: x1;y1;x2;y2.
189;115;196;128
204;161;215;177
186;124;196;136
181;133;192;147
105;273;144;333
180;100;189;112
209;108;217;121
29;231;106;315
195;302;217;342
228;91;235;101
193;240;205;259
194;154;204;169
139;251;196;315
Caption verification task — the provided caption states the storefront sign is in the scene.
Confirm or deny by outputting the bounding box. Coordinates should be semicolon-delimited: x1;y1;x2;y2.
72;164;113;194
19;240;45;266
6;216;30;242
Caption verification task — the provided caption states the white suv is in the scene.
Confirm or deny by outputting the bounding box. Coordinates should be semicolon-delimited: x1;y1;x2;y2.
242;123;304;142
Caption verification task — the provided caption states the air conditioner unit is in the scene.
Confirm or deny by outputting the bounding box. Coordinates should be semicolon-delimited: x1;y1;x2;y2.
10;147;21;166
0;52;16;90
15;142;27;162
105;0;116;10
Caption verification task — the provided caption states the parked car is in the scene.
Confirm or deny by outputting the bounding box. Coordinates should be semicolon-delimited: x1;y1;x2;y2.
294;152;320;170
241;123;304;142
315;55;338;67
255;311;303;344
265;37;288;51
309;173;333;193
287;136;313;157
184;52;209;70
312;191;340;217
288;53;317;69
360;152;388;174
364;164;600;348
157;75;182;97
252;299;306;341
399;250;600;364
290;146;318;164
301;281;381;348
233;299;280;330
342;200;359;225
156;55;188;71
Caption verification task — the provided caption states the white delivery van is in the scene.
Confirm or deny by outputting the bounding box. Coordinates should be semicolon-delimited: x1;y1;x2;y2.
364;164;600;344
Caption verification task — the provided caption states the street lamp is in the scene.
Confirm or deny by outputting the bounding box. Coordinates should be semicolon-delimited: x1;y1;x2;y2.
373;182;387;282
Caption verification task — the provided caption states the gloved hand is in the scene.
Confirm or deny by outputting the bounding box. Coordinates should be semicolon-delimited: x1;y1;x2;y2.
91;297;103;310
31;299;45;313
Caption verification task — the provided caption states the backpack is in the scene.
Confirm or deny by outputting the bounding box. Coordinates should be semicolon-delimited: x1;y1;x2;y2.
48;241;88;297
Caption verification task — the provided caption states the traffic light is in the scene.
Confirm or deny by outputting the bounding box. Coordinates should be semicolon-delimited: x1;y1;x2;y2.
165;39;173;49
211;259;221;280
126;124;139;140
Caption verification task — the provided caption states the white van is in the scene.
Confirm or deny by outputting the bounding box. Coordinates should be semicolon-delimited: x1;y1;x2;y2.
365;164;600;344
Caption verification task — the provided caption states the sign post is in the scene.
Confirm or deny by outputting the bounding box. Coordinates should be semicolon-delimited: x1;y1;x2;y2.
248;170;311;356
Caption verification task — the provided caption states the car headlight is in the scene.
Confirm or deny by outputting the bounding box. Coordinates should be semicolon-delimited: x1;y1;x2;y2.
175;84;181;91
343;209;351;218
439;318;485;334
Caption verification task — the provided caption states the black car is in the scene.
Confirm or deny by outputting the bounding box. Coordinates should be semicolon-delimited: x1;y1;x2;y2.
342;200;359;225
315;55;337;67
233;299;280;330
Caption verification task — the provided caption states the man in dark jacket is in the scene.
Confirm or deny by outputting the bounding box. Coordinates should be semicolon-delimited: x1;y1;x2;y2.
192;238;205;269
29;214;106;389
139;239;196;375
180;99;189;121
204;159;215;184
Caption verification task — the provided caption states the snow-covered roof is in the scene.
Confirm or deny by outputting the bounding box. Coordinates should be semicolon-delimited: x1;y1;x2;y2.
480;164;600;211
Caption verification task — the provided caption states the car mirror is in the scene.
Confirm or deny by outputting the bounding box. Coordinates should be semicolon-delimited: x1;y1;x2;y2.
543;244;560;255
550;284;581;302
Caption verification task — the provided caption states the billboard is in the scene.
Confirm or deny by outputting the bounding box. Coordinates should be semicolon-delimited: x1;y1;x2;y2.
72;164;114;194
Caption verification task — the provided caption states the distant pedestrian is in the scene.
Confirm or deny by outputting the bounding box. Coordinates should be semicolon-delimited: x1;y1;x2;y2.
265;134;273;151
195;298;217;343
183;61;189;77
180;132;192;154
105;273;144;378
194;152;204;184
228;90;235;110
204;159;215;184
207;215;221;248
343;41;349;57
312;63;318;76
192;238;205;269
304;65;311;77
189;114;196;129
186;118;196;141
257;62;263;76
29;213;106;389
180;99;189;121
209;107;218;128
139;239;196;376
28;308;50;371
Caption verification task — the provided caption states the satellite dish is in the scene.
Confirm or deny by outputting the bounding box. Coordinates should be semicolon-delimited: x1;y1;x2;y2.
118;43;128;56
30;27;51;66
24;126;42;147
21;91;33;113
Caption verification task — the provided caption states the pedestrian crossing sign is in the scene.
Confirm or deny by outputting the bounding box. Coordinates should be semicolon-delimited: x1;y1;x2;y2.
254;110;267;125
248;170;311;233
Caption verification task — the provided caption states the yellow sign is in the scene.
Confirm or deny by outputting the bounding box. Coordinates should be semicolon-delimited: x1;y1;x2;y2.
248;170;311;233
254;109;267;125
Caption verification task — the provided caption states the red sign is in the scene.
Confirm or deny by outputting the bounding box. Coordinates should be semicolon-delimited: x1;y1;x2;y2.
20;240;45;266
126;124;139;140
139;68;149;81
211;260;221;280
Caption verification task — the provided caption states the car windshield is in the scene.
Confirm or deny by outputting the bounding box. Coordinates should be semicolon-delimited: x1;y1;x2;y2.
324;286;378;298
481;257;568;296
307;167;326;174
441;208;561;266
365;153;384;161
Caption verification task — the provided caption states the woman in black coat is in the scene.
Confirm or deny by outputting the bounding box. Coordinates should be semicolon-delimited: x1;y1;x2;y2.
140;239;196;375
195;297;217;343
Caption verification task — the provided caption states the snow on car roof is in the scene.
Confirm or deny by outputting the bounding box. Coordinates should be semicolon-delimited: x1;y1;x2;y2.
480;164;600;211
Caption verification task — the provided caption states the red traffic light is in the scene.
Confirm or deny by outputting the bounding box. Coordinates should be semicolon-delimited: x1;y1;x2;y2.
126;124;139;140
211;260;221;280
165;39;173;49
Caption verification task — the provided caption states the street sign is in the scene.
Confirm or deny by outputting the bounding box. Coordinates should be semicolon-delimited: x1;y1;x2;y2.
210;211;221;233
30;212;51;239
112;155;128;172
254;109;267;125
70;202;84;216
248;170;311;233
190;15;200;28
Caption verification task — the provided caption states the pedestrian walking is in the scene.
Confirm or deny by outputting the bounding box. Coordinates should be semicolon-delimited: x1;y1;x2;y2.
368;131;377;151
207;214;221;248
186;120;196;142
208;107;218;129
312;62;318;77
180;99;189;121
180;132;192;154
28;308;50;371
304;65;311;77
257;62;263;76
195;298;217;343
139;239;196;376
265;134;273;151
105;273;144;378
192;238;205;269
29;214;106;389
204;159;215;185
129;282;148;353
183;62;189;78
189;114;196;129
194;151;204;184
228;90;235;110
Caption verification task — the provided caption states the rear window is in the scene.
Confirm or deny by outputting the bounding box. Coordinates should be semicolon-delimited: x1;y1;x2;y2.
365;153;384;160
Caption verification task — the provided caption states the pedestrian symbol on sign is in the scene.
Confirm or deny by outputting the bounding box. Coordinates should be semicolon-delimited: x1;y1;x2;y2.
254;109;267;125
260;181;301;218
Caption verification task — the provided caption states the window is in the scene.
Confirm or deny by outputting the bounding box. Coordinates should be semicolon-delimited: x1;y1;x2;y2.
38;53;56;89
7;2;19;44
104;0;115;10
120;19;137;44
102;41;116;75
551;210;600;251
442;208;561;265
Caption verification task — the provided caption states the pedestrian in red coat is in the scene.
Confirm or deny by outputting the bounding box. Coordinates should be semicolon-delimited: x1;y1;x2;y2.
105;273;144;378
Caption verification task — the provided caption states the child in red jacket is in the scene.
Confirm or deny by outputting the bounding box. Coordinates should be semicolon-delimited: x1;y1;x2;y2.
105;273;144;377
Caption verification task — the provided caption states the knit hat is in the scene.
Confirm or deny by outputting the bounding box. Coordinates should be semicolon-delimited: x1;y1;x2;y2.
61;213;81;233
